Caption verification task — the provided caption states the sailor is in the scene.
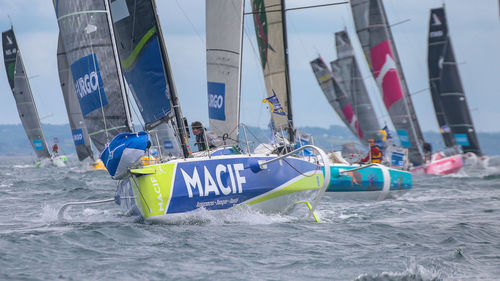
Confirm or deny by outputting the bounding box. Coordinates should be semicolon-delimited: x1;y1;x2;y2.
52;143;59;155
359;138;382;164
423;142;432;162
191;121;221;151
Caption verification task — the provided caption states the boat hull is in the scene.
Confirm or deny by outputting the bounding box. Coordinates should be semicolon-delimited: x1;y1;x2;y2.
325;164;412;200
119;155;325;221
411;154;463;175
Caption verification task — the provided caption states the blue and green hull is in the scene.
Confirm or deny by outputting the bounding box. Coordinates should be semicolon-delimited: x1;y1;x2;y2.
116;155;325;221
325;164;411;200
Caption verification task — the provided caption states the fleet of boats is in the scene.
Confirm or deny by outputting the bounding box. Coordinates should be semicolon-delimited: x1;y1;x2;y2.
1;0;490;221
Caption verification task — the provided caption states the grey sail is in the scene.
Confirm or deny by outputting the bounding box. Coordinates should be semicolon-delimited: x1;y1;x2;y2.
2;28;51;159
54;0;133;152
350;0;425;165
57;33;94;161
251;0;294;141
310;57;360;141
206;0;244;145
332;30;380;144
108;0;189;158
428;7;482;156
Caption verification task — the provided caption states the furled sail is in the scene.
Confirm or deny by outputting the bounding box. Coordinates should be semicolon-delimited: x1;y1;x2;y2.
350;0;425;165
332;30;380;144
310;57;362;142
108;0;188;158
206;0;244;145
251;0;294;141
2;28;51;159
428;7;482;155
57;33;94;161
54;0;133;152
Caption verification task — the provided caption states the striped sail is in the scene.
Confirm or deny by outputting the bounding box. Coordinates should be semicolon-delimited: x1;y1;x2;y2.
310;57;362;141
251;0;293;140
57;33;94;161
428;7;482;155
332;30;380;144
54;0;133;152
2;28;51;159
206;0;244;145
108;0;188;158
351;0;425;165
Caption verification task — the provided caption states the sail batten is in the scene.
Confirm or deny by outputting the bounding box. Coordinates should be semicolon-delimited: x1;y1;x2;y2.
351;0;425;165
427;7;482;155
3;28;51;159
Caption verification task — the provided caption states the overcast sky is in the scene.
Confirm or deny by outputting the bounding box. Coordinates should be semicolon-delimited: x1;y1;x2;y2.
1;0;499;134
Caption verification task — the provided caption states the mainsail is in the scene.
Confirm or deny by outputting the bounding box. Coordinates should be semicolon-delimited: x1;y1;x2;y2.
206;0;244;145
54;0;133;152
428;7;482;155
251;0;294;141
57;33;94;161
350;0;425;165
310;57;363;142
2;28;51;159
332;30;380;144
108;0;189;158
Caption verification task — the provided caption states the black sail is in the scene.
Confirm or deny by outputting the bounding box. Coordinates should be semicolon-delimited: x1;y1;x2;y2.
57;33;94;161
2;28;51;159
428;7;482;155
54;0;133;152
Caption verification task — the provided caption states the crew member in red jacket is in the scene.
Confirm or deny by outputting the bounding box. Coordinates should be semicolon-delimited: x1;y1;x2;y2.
359;138;382;164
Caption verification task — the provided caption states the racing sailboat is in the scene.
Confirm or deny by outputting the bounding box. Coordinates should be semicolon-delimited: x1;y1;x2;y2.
427;6;484;170
2;26;67;167
254;0;411;200
350;0;462;175
58;0;329;222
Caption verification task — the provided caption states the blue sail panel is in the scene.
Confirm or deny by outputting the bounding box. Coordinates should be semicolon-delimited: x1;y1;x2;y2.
122;37;172;125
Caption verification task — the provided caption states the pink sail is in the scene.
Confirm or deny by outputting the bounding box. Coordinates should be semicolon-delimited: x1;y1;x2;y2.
370;40;403;110
342;104;364;139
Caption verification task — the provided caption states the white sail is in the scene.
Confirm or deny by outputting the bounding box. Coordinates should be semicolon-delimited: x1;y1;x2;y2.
206;0;244;145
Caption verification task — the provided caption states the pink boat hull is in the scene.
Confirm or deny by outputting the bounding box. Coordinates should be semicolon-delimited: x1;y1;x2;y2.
411;154;464;175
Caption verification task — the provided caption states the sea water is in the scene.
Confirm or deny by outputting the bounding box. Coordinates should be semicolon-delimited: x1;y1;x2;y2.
0;156;499;280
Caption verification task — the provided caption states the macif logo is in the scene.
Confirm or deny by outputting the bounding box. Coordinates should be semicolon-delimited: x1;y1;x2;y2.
72;129;85;146
207;82;226;121
432;13;442;26
70;54;108;116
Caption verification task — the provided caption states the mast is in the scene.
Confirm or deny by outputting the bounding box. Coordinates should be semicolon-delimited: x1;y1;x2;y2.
151;0;190;158
281;0;294;142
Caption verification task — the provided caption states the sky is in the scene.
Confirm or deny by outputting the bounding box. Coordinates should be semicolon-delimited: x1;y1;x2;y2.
0;0;499;134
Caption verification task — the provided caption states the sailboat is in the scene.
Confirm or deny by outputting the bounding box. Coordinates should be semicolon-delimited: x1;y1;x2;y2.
253;0;411;200
56;33;105;171
350;0;462;175
309;31;412;199
427;6;485;171
2;27;67;167
55;0;331;222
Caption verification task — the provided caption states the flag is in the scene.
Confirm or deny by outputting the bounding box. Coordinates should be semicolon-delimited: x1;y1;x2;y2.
440;125;451;133
382;125;392;140
262;90;286;116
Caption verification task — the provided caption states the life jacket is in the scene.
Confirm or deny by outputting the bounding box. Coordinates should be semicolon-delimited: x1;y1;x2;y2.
371;145;382;163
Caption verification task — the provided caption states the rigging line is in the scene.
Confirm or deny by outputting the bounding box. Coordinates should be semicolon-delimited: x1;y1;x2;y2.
173;0;205;45
243;2;349;15
242;16;266;128
287;13;312;60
